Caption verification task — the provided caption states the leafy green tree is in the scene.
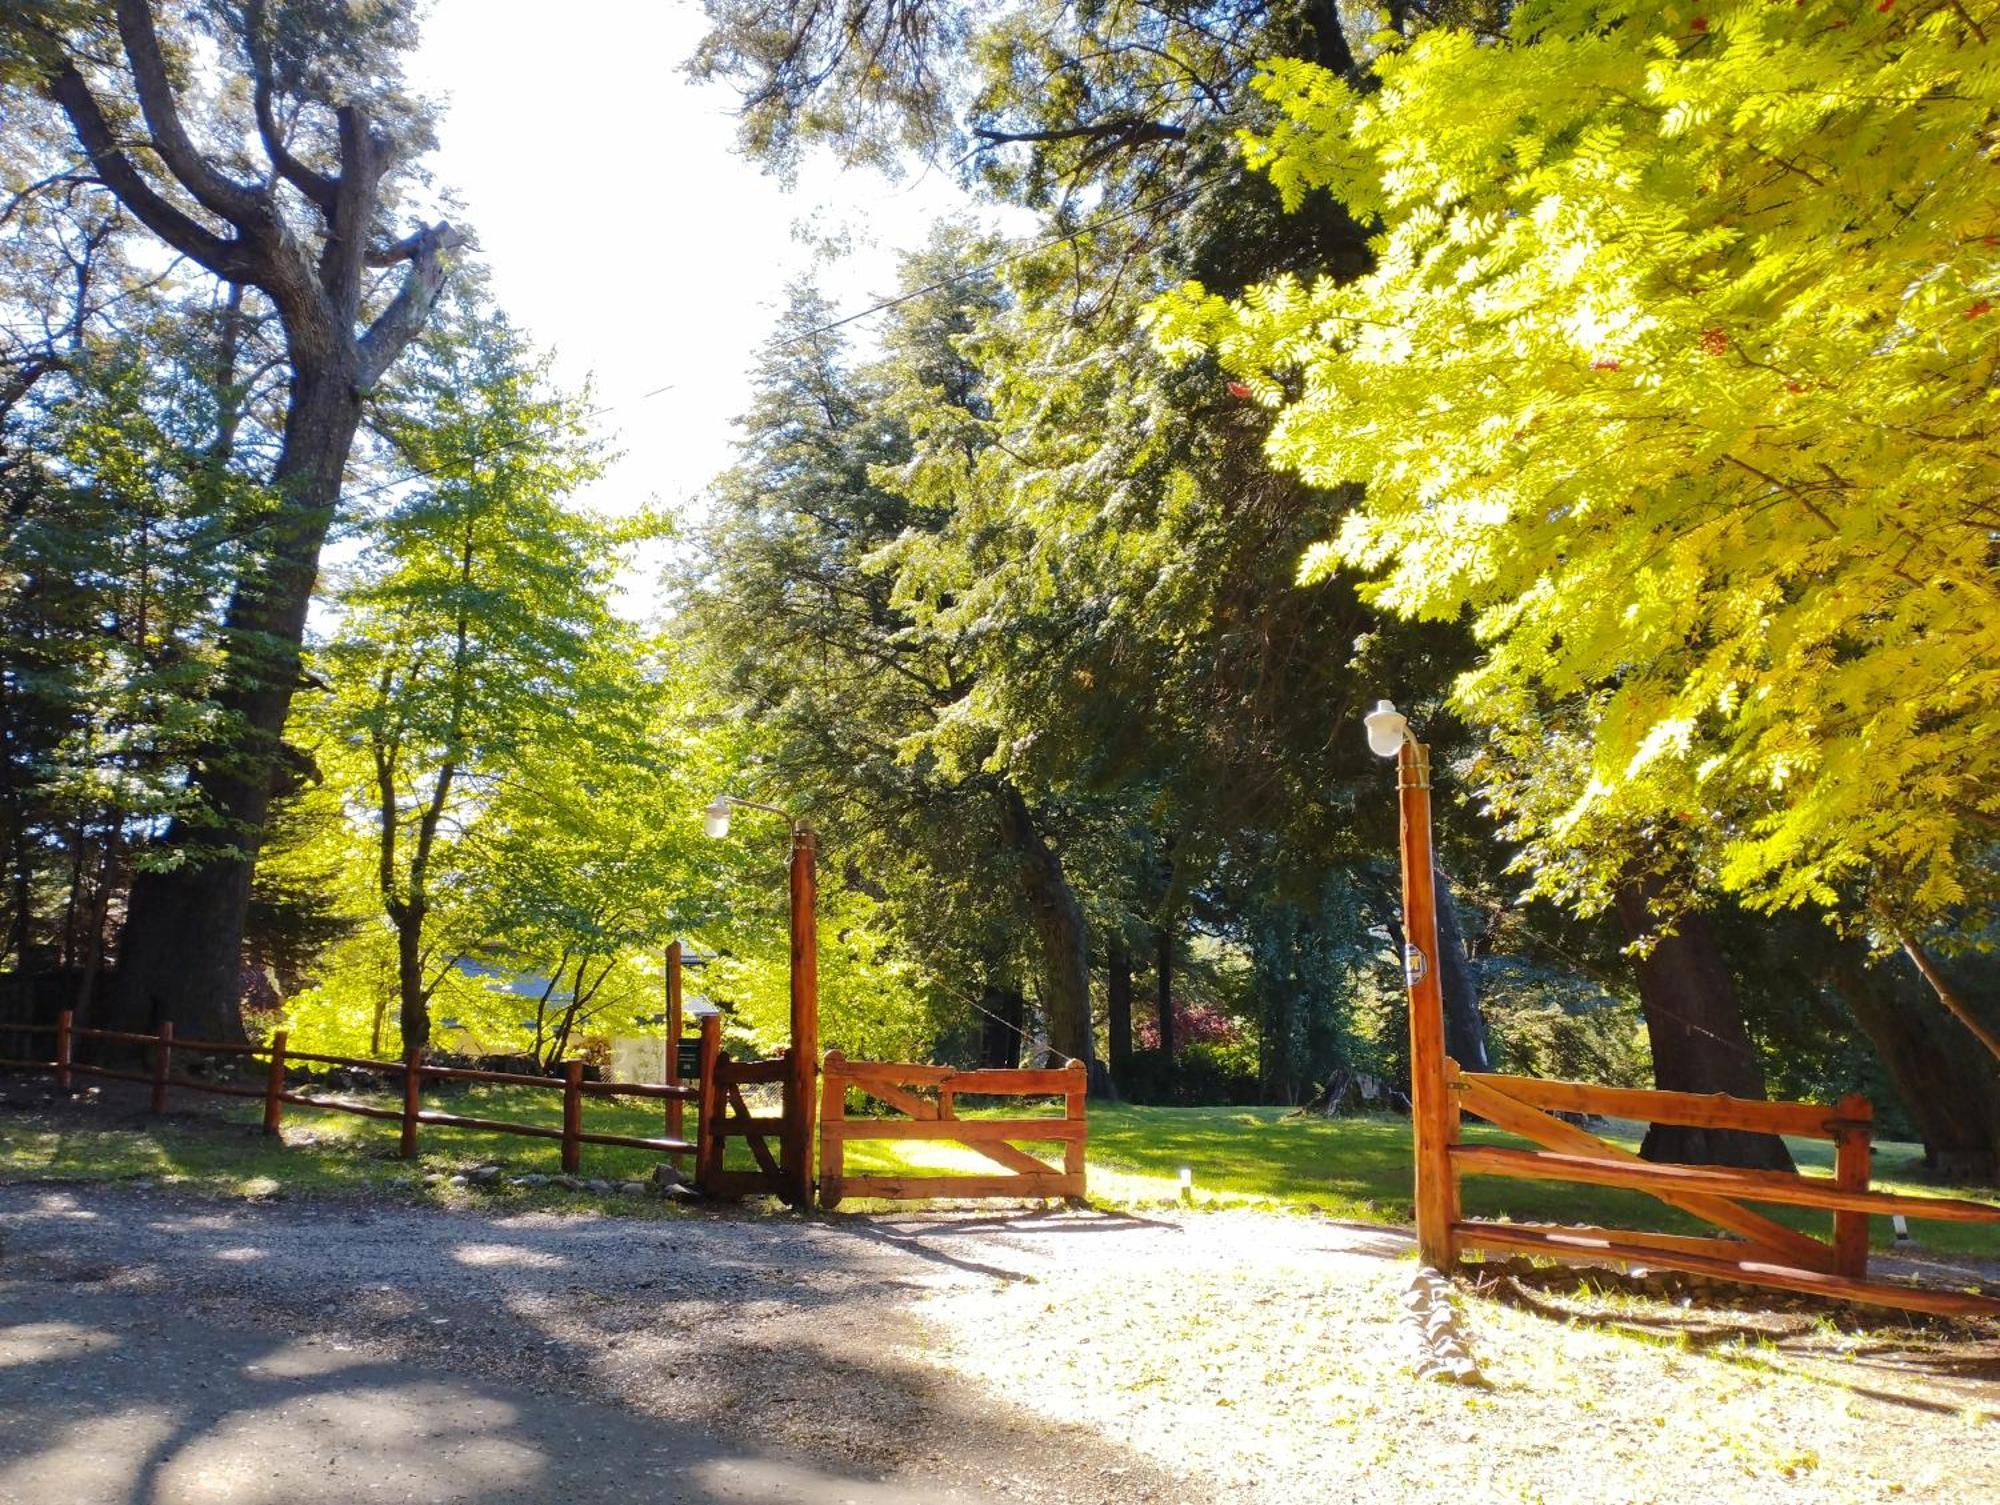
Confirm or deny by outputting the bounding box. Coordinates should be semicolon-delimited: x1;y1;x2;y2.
1153;0;2000;1058
7;0;466;1039
303;308;618;1051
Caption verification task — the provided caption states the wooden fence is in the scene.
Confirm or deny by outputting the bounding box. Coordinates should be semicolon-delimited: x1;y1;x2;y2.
818;1051;1086;1209
1447;1065;2000;1319
4;1010;720;1181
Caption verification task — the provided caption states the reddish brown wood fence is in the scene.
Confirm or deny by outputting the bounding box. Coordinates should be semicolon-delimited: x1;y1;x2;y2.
4;1010;732;1181
1447;1065;2000;1319
818;1052;1086;1209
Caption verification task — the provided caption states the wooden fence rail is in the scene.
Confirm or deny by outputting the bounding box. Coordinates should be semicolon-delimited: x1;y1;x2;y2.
13;1010;711;1183
819;1051;1087;1209
1447;1063;2000;1319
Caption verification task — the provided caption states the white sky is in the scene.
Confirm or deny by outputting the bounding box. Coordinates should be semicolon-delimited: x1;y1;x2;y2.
406;0;1008;531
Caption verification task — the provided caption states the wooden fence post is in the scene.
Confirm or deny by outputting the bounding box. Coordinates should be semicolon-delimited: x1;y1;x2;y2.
665;940;684;1143
819;1050;846;1210
787;827;819;1210
54;1009;72;1092
1833;1093;1874;1279
695;1012;721;1193
150;1021;172;1114
1064;1058;1088;1200
562;1060;584;1175
263;1030;288;1136
400;1047;422;1159
1398;738;1457;1269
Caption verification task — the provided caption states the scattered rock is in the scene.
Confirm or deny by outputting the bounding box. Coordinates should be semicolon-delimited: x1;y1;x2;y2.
446;1174;468;1188
649;1163;689;1189
465;1165;502;1186
513;1174;548;1188
618;1181;646;1197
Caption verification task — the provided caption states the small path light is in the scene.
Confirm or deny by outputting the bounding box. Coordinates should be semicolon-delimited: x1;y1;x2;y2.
1178;1165;1193;1204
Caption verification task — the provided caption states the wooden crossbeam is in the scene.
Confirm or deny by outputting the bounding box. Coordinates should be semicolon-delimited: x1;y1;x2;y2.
1454;1143;2000;1224
1457;1221;2000;1321
1457;1071;1847;1141
1455;1073;1835;1271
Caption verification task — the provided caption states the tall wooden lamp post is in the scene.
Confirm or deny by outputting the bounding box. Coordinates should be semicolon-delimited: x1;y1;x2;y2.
1364;700;1458;1270
704;795;819;1210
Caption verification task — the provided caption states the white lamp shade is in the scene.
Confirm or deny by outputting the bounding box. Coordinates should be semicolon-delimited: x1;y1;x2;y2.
702;797;732;839
1363;700;1408;759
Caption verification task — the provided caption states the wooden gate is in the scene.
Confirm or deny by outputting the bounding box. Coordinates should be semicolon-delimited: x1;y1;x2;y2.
818;1052;1086;1209
1447;1065;2000;1318
692;1014;795;1202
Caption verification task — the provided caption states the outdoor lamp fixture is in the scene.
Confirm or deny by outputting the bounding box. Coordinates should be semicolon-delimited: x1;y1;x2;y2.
1363;699;1411;758
700;792;818;1210
1364;699;1457;1270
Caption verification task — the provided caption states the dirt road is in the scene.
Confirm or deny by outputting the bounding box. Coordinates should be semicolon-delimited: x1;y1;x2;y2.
1;1184;1995;1504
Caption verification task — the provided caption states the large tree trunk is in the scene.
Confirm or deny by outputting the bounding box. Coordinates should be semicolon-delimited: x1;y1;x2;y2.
107;358;362;1040
1834;951;2000;1183
1106;942;1133;1085
1154;921;1176;1058
996;785;1095;1070
979;984;1025;1070
1433;867;1491;1073
1615;876;1793;1171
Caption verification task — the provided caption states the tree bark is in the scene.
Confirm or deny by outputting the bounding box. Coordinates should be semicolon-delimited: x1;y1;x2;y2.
38;10;463;1039
1833;950;2000;1183
105;351;362;1040
995;785;1095;1069
1615;875;1793;1171
1432;867;1491;1073
1154;921;1176;1058
1107;942;1133;1084
979;984;1025;1070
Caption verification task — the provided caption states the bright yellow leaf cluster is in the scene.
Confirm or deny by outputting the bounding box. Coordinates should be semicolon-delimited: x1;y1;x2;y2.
1151;0;2000;932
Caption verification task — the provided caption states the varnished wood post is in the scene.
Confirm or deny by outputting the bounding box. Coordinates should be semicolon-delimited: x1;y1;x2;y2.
262;1030;288;1136
562;1060;584;1175
54;1009;72;1092
787;825;819;1210
400;1047;422;1159
819;1050;846;1209
150;1021;172;1114
1398;739;1457;1269
665;941;685;1142
1064;1059;1088;1198
695;1012;722;1192
1833;1093;1874;1279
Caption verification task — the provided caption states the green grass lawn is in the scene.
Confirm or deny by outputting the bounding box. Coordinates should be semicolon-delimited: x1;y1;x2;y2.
5;1081;1996;1258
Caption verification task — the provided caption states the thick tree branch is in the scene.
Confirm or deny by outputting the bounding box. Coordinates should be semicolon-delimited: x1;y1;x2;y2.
43;61;258;281
249;56;337;214
113;0;268;228
356;221;464;387
1901;934;2000;1065
973;117;1187;148
320;103;391;313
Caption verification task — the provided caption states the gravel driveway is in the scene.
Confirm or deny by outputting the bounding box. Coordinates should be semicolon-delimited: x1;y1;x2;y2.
2;1183;1996;1504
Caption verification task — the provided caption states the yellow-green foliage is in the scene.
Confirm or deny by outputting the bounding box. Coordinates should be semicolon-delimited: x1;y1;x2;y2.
1152;1;2000;931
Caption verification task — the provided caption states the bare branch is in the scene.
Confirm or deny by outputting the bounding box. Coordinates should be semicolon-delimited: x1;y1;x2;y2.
245;1;337;216
43;61;258;281
113;0;267;228
356;221;465;388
